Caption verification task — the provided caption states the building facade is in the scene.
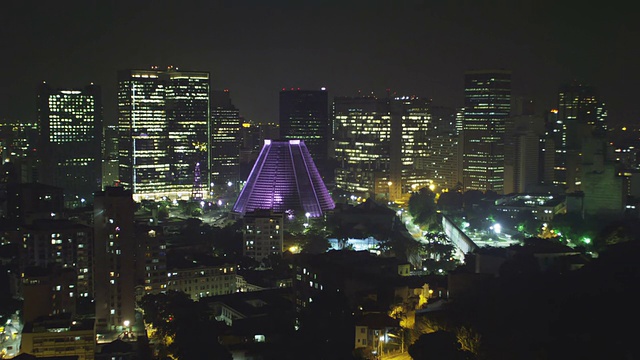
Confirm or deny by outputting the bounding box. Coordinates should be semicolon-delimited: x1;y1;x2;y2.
210;89;241;192
167;264;237;301
242;210;284;261
93;187;136;332
233;140;334;218
333;95;433;200
553;83;607;192
462;70;511;193
117;67;210;201
279;89;329;177
37;82;102;206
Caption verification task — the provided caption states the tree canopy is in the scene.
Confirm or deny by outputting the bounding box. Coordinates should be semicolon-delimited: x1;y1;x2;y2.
408;187;438;229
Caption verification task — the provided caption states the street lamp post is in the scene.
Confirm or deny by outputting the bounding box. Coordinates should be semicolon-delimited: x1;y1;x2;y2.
304;212;310;228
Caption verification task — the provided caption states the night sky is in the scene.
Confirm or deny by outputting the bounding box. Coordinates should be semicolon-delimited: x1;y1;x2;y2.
2;0;638;125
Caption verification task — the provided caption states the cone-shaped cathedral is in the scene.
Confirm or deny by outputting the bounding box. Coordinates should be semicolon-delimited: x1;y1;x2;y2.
232;139;335;217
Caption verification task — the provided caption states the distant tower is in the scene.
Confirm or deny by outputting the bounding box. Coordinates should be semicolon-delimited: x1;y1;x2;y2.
93;187;135;333
279;89;329;178
233;140;334;217
192;162;204;200
210;89;241;191
37;82;103;206
553;83;605;192
462;69;511;193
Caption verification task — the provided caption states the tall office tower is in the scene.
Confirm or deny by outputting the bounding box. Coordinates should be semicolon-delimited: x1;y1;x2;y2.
416;134;463;190
37;82;103;206
581;132;625;215
210;89;241;190
165;69;210;196
102;124;119;188
553;83;605;192
0;119;38;160
462;70;511;193
0;120;39;183
503;115;546;194
93;186;135;332
455;108;465;136
430;106;457;135
117;67;210;201
233;140;334;218
397;96;432;191
334;96;391;197
279;89;330;178
333;95;432;200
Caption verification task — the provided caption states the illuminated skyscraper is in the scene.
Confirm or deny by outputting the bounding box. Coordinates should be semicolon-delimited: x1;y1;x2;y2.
333;95;432;200
462;69;511;193
102;124;119;188
117;67;210;201
165;69;210;196
210;89;241;190
279;89;329;177
233;140;334;218
0;119;39;183
37;82;102;206
333;96;390;197
553;83;606;192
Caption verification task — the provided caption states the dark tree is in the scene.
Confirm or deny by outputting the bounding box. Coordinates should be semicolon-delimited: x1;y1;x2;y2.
408;187;438;228
437;191;463;213
296;291;355;360
408;330;474;360
462;190;484;210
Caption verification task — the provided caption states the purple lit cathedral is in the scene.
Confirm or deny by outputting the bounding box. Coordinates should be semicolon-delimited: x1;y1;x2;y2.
233;139;335;217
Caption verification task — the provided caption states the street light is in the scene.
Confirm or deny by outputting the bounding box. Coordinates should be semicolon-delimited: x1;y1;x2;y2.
304;212;310;228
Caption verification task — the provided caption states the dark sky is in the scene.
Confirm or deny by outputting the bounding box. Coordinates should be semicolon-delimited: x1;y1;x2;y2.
2;0;638;125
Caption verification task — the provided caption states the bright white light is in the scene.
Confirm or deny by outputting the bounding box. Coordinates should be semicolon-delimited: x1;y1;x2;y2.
217;200;223;206
200;201;205;207
227;181;233;187
493;223;501;234
123;320;130;327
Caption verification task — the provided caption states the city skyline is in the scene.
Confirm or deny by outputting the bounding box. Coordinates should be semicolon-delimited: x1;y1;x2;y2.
2;0;637;125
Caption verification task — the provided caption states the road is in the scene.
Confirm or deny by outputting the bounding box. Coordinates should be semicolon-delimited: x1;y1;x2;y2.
381;351;411;360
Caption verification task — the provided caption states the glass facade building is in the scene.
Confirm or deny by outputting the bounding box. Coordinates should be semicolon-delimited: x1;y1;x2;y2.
462;69;511;193
279;89;329;177
210;89;241;191
37;82;102;206
333;95;432;199
117;68;210;201
553;83;606;192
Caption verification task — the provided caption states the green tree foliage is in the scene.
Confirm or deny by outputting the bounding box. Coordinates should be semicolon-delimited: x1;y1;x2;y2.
408;187;438;229
211;220;243;257
461;190;484;210
157;205;170;221
408;330;475;360
437;191;464;213
296;291;355;359
139;291;231;360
